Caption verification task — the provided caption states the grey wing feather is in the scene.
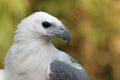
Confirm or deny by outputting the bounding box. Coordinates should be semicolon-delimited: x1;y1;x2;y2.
48;60;90;80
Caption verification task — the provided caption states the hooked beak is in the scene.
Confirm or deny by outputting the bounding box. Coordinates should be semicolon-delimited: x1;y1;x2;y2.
56;29;71;45
62;30;71;45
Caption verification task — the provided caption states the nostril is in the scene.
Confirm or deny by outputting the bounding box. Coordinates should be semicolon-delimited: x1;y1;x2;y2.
60;28;64;31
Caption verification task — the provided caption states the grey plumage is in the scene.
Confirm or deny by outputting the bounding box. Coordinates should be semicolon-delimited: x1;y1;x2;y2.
49;60;90;80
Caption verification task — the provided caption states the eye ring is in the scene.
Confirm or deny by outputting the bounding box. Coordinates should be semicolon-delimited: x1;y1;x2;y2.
42;22;51;28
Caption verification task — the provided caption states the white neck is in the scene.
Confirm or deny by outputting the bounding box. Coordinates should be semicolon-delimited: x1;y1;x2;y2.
5;27;58;80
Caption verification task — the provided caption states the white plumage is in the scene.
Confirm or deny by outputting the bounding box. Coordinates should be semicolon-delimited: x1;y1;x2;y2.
0;11;90;80
0;70;5;80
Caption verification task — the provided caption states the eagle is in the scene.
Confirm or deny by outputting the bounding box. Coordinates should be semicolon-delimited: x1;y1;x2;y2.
0;11;90;80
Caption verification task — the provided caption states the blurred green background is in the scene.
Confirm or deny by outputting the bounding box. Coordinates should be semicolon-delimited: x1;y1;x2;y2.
0;0;120;80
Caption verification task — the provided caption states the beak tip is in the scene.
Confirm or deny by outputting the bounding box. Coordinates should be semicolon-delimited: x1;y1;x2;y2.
66;37;71;45
65;31;71;45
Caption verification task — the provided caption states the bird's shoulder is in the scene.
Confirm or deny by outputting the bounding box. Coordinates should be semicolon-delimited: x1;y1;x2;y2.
57;51;83;70
47;60;90;80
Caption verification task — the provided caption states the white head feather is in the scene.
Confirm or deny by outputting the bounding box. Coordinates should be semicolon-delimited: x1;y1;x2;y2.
14;12;70;43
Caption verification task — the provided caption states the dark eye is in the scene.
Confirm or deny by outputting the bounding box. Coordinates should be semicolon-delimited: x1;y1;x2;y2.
42;22;51;28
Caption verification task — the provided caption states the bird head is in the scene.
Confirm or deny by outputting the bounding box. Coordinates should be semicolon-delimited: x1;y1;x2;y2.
16;11;71;44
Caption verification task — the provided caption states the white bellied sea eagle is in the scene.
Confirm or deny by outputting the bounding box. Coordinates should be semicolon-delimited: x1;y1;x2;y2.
0;11;90;80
